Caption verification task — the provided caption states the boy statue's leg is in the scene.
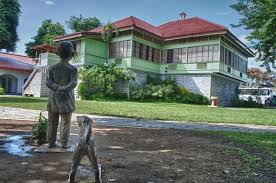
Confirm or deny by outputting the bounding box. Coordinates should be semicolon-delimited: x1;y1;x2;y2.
47;112;59;147
60;113;72;148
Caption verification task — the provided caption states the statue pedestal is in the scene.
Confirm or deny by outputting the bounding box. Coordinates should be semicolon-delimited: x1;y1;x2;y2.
33;143;75;153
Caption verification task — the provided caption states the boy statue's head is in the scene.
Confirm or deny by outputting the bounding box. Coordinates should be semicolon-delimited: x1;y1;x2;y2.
57;41;74;62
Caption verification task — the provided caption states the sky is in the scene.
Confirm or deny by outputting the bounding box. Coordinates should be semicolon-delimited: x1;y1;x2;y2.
16;0;258;67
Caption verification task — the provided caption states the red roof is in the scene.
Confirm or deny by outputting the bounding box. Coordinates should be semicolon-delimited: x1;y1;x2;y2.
0;52;34;72
89;16;163;37
88;16;226;39
0;52;34;65
158;17;226;39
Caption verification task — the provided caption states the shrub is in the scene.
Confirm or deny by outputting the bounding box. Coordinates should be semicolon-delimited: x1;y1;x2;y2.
0;87;4;95
130;76;210;105
175;92;210;105
129;84;144;101
32;112;48;145
232;97;264;108
78;64;133;100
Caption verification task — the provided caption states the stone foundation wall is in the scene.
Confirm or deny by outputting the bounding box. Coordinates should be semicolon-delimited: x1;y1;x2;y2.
172;74;212;98
210;74;240;106
39;67;50;97
23;67;50;97
23;69;42;97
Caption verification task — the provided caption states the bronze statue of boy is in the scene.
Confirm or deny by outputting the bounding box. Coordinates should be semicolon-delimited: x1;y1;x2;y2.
46;41;78;149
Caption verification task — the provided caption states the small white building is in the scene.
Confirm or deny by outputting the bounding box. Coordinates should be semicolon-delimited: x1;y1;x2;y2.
0;52;34;95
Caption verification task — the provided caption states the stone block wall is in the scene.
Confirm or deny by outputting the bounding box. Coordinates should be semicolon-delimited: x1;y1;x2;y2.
23;69;42;97
210;74;240;106
172;74;212;98
40;67;50;97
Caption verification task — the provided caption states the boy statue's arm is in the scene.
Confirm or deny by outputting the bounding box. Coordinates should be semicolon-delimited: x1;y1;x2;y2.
46;68;60;91
58;68;78;92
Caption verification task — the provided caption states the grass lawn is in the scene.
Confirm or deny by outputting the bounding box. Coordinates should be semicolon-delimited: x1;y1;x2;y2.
208;131;276;174
0;96;275;126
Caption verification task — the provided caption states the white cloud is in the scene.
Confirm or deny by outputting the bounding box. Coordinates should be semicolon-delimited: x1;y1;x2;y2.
238;34;250;45
41;0;55;6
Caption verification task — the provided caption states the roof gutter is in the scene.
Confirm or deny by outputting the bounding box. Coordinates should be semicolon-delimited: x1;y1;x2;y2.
54;32;101;42
226;30;254;57
164;30;227;41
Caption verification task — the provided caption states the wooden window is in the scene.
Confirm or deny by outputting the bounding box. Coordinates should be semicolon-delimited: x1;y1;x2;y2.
154;49;160;63
142;44;147;60
135;42;140;58
127;40;132;57
208;45;214;62
191;47;197;63
132;41;136;57
162;50;167;64
213;45;219;61
224;49;228;65
180;48;187;63
109;43;114;58
173;48;179;63
187;47;193;63
167;49;174;63
119;41;124;57
148;47;153;62
109;40;132;58
146;46;149;60
197;46;203;62
203;46;209;62
227;50;232;66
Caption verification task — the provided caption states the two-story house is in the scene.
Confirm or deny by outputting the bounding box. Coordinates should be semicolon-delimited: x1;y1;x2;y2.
24;15;253;106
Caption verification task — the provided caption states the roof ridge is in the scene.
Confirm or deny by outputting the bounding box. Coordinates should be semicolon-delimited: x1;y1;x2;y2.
157;17;198;27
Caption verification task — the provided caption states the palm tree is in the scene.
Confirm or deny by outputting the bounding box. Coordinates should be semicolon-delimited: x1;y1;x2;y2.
101;22;118;97
101;22;119;58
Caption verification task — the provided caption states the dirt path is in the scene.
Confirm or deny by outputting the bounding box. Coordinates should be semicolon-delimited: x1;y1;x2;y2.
0;119;274;183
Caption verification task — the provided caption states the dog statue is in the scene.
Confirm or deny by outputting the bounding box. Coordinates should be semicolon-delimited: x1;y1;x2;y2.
68;116;101;183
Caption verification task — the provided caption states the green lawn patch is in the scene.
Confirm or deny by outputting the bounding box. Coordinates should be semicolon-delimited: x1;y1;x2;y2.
208;131;276;175
0;96;276;126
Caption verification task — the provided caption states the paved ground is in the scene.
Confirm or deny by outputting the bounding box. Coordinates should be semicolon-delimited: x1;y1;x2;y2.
0;106;276;133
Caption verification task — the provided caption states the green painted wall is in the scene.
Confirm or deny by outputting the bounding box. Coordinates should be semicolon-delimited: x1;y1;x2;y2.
83;38;108;66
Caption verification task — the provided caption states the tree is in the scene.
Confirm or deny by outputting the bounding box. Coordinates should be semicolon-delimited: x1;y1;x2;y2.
101;22;118;44
231;0;276;71
247;67;274;87
66;15;102;32
25;19;66;57
0;0;21;52
101;22;119;62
